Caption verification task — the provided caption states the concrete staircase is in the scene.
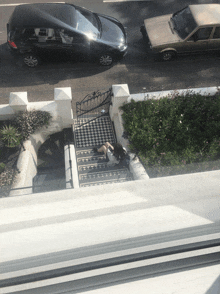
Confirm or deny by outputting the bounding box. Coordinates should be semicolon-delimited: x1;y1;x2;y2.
73;116;133;187
76;147;133;187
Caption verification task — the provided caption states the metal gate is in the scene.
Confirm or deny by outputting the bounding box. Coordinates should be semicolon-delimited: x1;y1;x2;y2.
76;88;112;128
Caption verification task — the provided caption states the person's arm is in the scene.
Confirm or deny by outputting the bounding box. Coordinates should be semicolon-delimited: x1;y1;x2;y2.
105;142;114;150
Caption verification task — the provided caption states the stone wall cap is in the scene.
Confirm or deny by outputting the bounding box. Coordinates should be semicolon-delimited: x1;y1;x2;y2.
54;87;72;101
9;92;28;105
112;84;130;98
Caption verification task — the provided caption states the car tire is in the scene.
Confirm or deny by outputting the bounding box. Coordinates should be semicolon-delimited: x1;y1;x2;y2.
99;53;113;66
23;53;40;67
161;51;176;61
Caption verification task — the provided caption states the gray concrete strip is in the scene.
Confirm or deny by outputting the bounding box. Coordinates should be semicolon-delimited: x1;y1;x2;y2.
2;247;220;293
1;222;219;275
73;263;220;294
1;233;220;280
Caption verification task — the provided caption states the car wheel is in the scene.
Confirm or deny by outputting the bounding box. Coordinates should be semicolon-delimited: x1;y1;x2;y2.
99;54;113;66
162;51;176;61
23;54;40;67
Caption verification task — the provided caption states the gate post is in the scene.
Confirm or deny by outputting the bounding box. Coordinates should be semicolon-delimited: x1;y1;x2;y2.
54;87;73;128
9;92;28;113
110;84;130;145
110;84;130;120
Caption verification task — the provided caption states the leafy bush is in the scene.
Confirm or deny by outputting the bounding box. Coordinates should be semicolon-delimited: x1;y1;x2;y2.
121;92;220;175
13;110;52;140
0;125;22;148
0;167;18;188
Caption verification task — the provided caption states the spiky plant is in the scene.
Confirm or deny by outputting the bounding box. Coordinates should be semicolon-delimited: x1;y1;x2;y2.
0;125;22;148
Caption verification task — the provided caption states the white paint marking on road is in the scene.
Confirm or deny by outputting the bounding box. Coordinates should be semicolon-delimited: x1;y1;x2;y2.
0;2;65;7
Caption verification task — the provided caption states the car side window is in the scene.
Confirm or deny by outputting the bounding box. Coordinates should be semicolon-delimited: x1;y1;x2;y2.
21;28;37;40
59;29;86;44
34;28;55;42
59;29;74;44
194;27;213;40
213;26;220;39
12;28;26;41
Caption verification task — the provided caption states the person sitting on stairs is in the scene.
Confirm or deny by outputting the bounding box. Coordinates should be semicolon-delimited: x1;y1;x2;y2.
93;142;129;166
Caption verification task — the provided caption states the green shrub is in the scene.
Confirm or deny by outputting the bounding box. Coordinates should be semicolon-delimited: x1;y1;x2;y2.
0;167;18;188
13;110;52;140
121;92;220;174
0;125;22;148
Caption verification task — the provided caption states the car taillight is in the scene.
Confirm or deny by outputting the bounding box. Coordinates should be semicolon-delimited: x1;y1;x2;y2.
8;40;17;49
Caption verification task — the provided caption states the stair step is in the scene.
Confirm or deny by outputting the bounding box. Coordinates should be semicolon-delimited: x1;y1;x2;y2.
73;115;133;187
78;162;124;173
77;155;107;164
76;149;100;157
80;178;130;188
79;168;130;182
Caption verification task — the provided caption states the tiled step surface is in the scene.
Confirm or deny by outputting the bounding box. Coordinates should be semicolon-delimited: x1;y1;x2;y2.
76;148;133;187
73;116;117;148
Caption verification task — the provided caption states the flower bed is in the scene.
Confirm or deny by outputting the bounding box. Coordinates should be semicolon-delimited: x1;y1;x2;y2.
0;144;20;197
0;110;52;197
121;91;220;177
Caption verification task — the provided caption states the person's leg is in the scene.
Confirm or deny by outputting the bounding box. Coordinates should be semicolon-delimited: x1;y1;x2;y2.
98;145;107;154
104;142;114;150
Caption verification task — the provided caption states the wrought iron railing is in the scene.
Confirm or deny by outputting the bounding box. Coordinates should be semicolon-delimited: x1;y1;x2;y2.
76;88;112;128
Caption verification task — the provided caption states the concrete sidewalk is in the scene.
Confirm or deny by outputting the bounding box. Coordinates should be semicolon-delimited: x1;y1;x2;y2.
0;170;219;293
0;170;219;264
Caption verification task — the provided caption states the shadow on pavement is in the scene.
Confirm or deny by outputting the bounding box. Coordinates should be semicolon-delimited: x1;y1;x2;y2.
0;42;112;88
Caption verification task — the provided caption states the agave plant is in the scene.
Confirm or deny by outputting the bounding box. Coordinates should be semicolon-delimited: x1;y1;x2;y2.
0;125;22;148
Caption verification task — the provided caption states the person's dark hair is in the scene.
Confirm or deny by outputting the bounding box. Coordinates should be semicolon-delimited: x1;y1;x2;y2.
113;143;126;160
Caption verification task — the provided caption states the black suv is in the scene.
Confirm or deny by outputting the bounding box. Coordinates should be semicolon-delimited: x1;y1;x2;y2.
7;3;127;67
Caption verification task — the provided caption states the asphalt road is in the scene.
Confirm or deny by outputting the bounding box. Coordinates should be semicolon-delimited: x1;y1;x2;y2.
1;0;220;109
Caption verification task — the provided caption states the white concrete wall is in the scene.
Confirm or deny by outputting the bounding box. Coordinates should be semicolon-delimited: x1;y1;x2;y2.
128;86;219;102
10;122;65;196
64;144;79;189
0;104;15;120
0;88;74;128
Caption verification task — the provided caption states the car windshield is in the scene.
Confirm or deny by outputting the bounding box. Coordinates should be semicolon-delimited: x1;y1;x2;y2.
75;7;100;39
171;7;197;39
